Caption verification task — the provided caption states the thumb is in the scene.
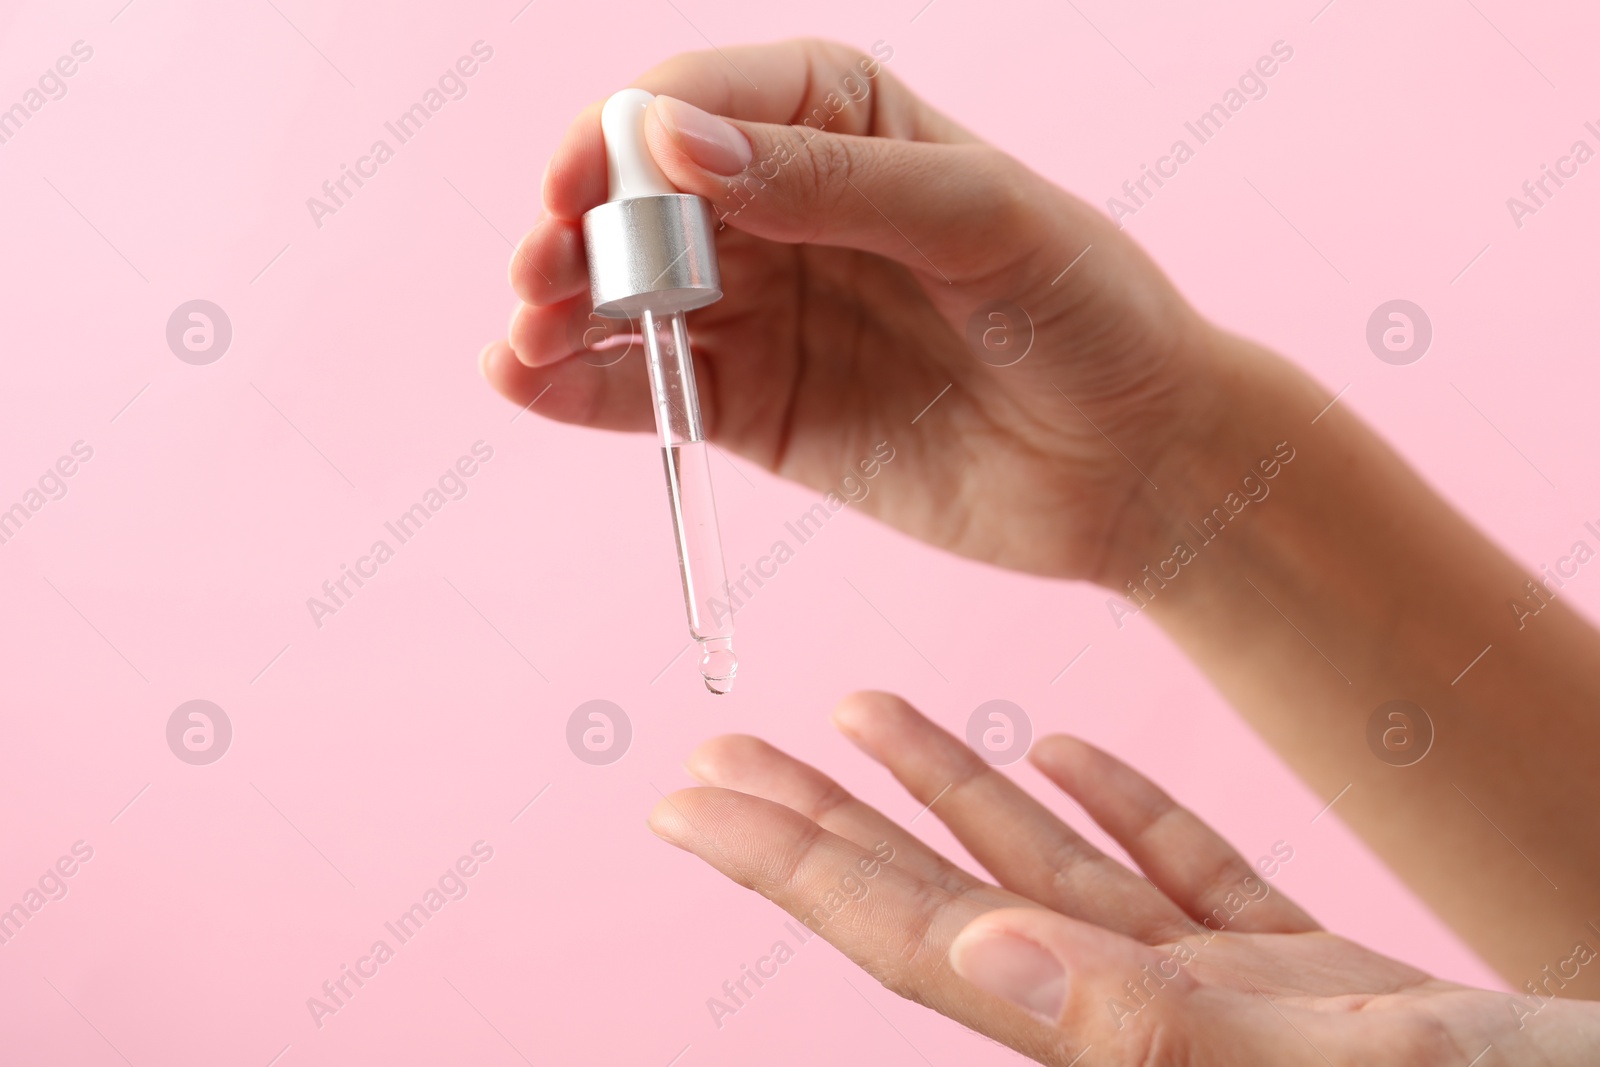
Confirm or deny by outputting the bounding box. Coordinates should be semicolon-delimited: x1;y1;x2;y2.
950;907;1210;1053
643;94;1038;284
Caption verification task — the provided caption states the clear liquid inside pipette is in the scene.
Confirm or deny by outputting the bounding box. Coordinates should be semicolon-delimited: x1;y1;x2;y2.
642;306;737;694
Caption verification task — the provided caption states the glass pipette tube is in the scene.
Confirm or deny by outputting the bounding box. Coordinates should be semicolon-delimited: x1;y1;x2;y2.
641;306;737;694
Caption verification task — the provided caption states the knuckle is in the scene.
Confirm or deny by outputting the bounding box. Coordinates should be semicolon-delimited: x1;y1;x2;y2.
1125;788;1183;845
1190;856;1260;924
800;130;858;213
804;778;855;824
980;148;1036;237
764;818;830;896
875;882;962;1004
1044;838;1101;898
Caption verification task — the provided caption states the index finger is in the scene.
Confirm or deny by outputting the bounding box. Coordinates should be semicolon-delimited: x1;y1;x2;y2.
541;37;973;219
647;785;1070;1058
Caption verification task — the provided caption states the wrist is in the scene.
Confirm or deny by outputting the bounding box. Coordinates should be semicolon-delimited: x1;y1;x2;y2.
1090;323;1328;598
1497;995;1600;1066
1095;324;1600;988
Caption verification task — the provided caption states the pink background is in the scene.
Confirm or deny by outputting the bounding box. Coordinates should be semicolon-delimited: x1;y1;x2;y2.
2;0;1596;1062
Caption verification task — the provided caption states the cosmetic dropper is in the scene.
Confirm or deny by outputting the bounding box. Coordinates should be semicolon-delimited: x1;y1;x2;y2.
582;89;737;695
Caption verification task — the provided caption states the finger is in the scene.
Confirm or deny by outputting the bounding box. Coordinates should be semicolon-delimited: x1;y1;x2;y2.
509;216;587;307
645;96;1037;284
633;39;955;140
479;339;651;433
1030;736;1320;935
542;99;605;220
832;693;1192;941
647;786;1061;1055
685;734;1003;899
950;907;1171;1042
485;312;725;434
508;297;585;367
542;40;967;220
951;908;1317;1062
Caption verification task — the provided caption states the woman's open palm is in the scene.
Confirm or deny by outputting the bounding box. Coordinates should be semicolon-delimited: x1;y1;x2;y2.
647;693;1572;1065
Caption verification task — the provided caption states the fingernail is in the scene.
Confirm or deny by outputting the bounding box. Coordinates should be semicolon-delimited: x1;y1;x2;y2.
950;930;1067;1023
654;96;751;175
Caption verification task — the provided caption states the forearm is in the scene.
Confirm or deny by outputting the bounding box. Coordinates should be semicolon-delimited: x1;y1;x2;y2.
1125;327;1600;994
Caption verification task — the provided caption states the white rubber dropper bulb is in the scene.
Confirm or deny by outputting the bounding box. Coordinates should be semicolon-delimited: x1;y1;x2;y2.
600;89;676;202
